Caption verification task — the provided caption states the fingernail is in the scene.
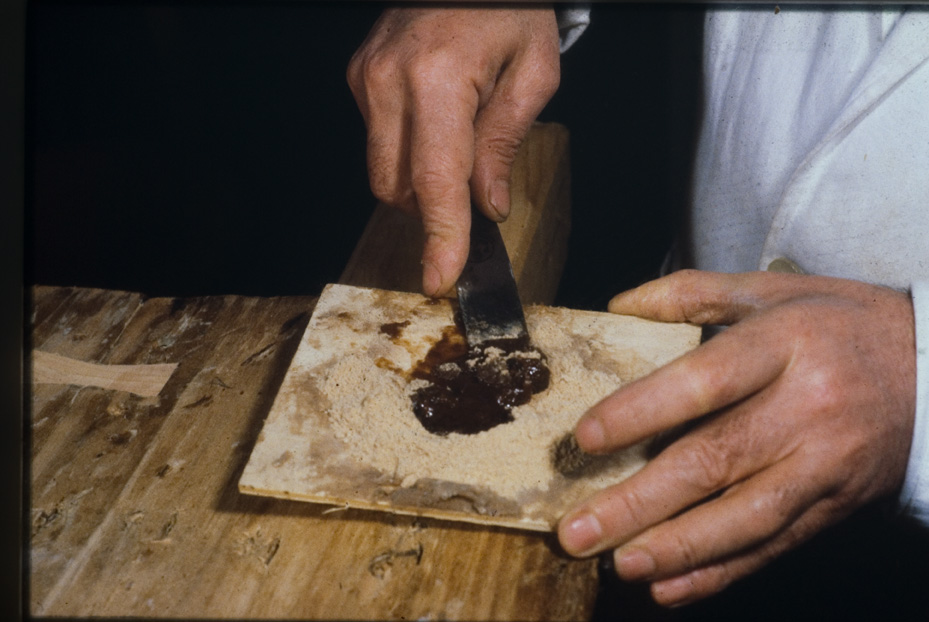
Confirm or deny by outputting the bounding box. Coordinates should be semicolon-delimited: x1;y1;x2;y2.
575;416;606;452
616;547;656;580
489;179;510;221
423;261;442;298
653;576;695;608
561;512;603;555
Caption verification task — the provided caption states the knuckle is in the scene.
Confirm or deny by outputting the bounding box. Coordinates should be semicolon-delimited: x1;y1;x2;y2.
417;199;468;243
663;530;704;573
365;53;401;92
795;364;846;418
421;213;462;241
411;166;463;204
406;52;464;92
681;358;728;413
511;59;560;100
673;352;739;419
603;486;652;536
677;437;732;494
505;63;560;113
479;132;522;165
654;564;733;606
411;167;447;195
346;60;360;92
348;49;404;96
534;63;561;97
747;486;798;536
659;270;709;323
346;48;369;88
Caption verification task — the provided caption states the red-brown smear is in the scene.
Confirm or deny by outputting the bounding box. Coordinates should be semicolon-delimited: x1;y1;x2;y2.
379;320;411;340
409;326;550;436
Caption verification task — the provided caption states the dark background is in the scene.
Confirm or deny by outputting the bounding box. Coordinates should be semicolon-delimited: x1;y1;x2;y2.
25;2;929;620
26;1;701;311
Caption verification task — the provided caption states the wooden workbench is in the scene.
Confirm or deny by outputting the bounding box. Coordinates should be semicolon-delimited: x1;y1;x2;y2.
29;124;600;620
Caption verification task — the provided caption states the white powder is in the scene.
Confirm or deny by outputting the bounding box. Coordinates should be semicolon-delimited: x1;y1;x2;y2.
321;310;641;500
240;284;700;530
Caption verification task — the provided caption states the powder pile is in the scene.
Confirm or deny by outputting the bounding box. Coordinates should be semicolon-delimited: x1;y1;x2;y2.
239;284;700;530
321;308;646;501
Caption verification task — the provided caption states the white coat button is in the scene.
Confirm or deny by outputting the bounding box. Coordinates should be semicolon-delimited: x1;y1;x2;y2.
767;257;805;274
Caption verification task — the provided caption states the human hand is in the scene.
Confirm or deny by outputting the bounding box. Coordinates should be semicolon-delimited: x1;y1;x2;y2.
557;270;917;606
347;6;561;296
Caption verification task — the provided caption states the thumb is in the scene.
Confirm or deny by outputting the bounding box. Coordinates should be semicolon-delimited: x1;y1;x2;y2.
470;50;560;222
470;106;533;222
606;270;869;325
607;270;790;326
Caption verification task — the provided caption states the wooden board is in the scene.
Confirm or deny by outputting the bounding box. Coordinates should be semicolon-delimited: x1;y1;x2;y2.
240;284;700;531
340;122;571;304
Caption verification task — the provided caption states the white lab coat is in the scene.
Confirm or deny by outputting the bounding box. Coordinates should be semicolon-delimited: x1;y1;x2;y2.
558;6;929;524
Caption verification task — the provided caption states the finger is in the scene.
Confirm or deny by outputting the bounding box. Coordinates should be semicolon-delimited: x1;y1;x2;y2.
607;270;848;326
348;42;416;213
561;378;811;558
345;50;369;122
408;76;480;296
646;499;839;607
575;319;789;453
470;24;560;220
366;111;415;214
613;453;829;583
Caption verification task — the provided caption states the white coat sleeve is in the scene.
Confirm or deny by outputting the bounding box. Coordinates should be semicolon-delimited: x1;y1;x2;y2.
556;4;590;52
900;280;929;525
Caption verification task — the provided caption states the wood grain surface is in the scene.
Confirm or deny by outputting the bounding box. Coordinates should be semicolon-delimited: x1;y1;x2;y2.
29;122;605;620
28;290;600;620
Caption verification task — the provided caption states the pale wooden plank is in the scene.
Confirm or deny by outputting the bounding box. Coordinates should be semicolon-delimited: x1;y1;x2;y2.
500;122;572;305
340;122;572;305
32;350;177;397
338;206;425;294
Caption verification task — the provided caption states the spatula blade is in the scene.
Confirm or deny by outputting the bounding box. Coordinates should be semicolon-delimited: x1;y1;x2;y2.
456;207;529;347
